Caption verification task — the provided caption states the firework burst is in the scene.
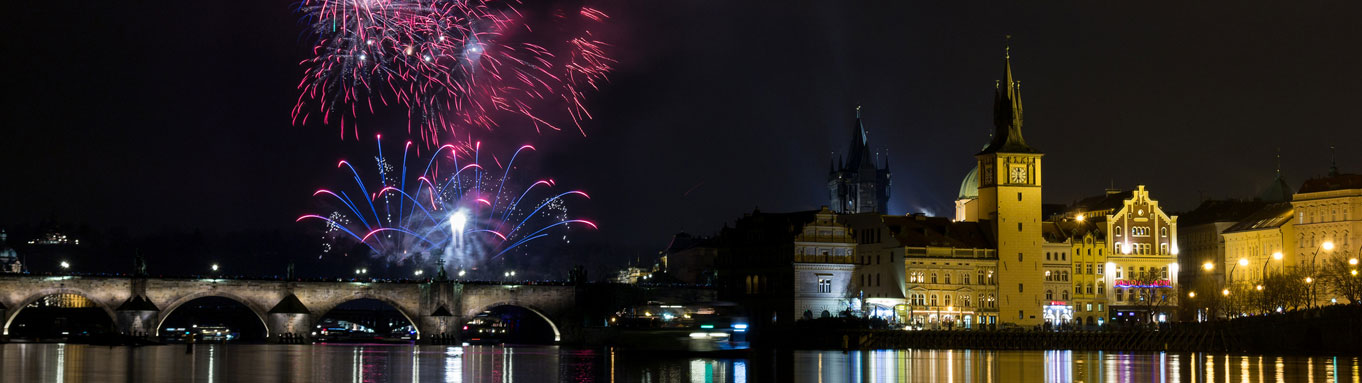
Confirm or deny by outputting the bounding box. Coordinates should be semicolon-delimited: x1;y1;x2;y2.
298;135;596;269
292;0;614;143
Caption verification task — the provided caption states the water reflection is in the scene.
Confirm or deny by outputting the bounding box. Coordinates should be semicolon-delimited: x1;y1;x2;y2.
0;343;1358;382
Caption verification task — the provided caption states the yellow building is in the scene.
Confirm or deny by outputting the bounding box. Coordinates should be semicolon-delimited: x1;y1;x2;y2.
1290;169;1361;271
1221;203;1295;286
973;46;1046;327
884;214;999;329
1042;219;1110;328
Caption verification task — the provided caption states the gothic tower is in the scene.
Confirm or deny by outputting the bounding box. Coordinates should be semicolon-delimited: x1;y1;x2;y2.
828;107;892;214
975;42;1045;326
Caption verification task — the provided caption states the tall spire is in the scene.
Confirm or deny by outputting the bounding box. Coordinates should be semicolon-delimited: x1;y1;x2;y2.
980;36;1038;155
844;106;873;170
1329;145;1339;176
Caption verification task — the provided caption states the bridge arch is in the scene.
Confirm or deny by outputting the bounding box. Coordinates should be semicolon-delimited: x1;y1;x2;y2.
3;288;118;336
466;302;562;343
310;295;423;340
155;292;271;338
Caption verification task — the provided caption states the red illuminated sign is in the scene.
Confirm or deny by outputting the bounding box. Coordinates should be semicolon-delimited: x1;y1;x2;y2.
1113;279;1172;288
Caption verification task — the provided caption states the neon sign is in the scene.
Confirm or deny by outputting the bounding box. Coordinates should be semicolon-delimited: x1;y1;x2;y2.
1114;279;1172;288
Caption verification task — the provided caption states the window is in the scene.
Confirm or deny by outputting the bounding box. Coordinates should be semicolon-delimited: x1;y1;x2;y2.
1062;252;1067;261
1019;310;1024;320
1160;227;1168;237
1116;226;1123;236
930;294;938;306
944;273;952;284
1062;290;1069;300
1097;283;1104;295
1086;283;1094;295
1046;290;1054;300
1018;222;1023;232
818;278;832;293
1116;288;1124;301
1087;264;1093;275
1086;303;1093;312
1097;264;1104;275
963;295;971;307
1116;267;1123;279
1046;252;1051;261
1161;266;1168;278
944;295;952;307
1097;303;1104;311
1045;270;1052;281
931;272;938;284
1018;192;1023;201
1019;283;1024;293
1062;271;1069;281
1019;252;1024;262
963;273;971;285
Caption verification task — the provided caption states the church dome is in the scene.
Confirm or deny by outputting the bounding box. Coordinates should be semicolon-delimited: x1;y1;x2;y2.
958;164;979;200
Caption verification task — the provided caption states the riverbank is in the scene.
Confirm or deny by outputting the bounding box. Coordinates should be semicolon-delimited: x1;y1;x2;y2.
752;304;1362;355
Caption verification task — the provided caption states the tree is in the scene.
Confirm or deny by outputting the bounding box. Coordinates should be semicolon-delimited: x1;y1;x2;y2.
1319;254;1361;304
1259;268;1310;312
1127;268;1174;326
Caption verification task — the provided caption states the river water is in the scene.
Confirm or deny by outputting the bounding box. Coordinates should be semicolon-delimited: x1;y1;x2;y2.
1;343;1358;382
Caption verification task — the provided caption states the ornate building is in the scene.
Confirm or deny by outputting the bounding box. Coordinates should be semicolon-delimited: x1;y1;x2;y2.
829;107;891;214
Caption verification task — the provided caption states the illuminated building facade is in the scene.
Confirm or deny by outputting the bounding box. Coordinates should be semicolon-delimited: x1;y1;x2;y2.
1102;186;1180;323
1291;167;1361;271
838;213;907;320
1221;203;1296;286
885;214;999;329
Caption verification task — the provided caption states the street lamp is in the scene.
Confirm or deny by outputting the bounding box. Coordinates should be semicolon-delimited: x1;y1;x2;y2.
1188;291;1196;298
1305;241;1334;309
211;263;219;272
60;261;70;269
414;270;424;277
1222;288;1230;296
1203;262;1215;271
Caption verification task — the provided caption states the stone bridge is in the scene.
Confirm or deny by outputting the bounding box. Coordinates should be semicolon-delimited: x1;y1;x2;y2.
0;275;714;343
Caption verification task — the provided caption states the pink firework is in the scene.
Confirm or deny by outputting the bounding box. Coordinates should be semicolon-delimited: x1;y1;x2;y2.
292;0;613;143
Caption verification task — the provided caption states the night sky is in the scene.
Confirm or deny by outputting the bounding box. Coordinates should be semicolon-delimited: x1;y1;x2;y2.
3;1;1360;275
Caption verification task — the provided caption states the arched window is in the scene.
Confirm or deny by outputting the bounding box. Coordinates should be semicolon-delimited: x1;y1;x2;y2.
1061;290;1070;300
1116;226;1123;236
1045;270;1052;281
1046;252;1052;260
1046;290;1054;300
1097;283;1105;295
1160;227;1168;237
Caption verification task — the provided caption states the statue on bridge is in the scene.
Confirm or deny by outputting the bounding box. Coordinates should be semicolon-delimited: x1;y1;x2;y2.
286;261;295;280
133;251;148;277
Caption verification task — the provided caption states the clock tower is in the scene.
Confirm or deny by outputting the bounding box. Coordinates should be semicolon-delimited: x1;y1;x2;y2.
975;42;1045;326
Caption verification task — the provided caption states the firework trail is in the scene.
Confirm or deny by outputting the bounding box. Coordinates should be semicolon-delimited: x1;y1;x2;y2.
292;0;614;143
298;135;595;270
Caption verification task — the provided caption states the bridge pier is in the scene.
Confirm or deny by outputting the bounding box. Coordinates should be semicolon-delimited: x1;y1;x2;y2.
417;315;461;344
116;309;158;339
267;313;312;343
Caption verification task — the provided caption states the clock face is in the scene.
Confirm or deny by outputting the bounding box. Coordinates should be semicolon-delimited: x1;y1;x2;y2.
1009;165;1028;183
